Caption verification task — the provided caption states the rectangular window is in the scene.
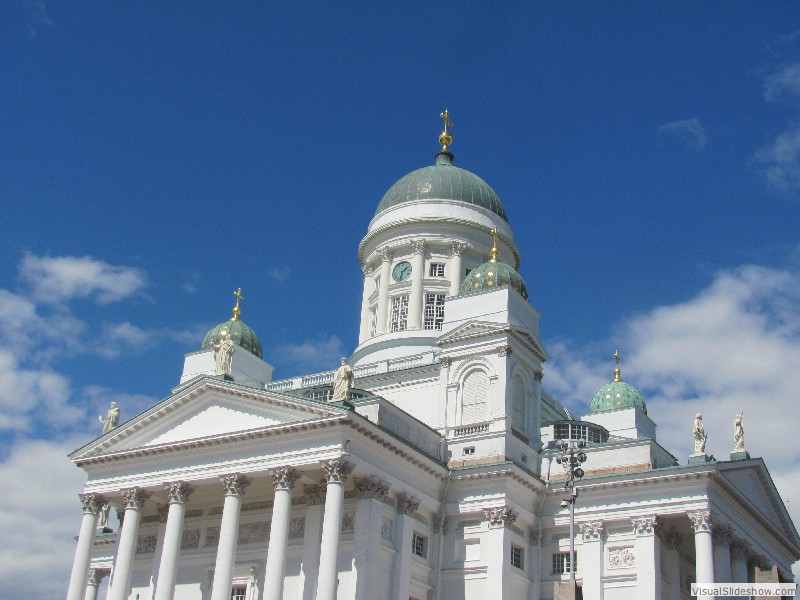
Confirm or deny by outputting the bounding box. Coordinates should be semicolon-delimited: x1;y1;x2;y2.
230;587;247;600
429;263;445;277
511;545;525;570
390;295;409;332
423;293;445;330
412;532;427;558
552;551;576;574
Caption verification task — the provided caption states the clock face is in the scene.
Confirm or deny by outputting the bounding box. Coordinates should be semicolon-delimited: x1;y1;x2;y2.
392;261;412;282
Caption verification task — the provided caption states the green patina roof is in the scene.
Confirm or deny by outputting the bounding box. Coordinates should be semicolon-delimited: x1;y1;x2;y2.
375;152;508;221
201;318;263;359
590;379;647;414
459;260;528;300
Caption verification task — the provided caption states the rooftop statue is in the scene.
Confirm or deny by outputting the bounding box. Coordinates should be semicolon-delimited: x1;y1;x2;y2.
331;357;354;402
693;412;707;455
99;402;120;435
733;412;745;452
213;331;235;376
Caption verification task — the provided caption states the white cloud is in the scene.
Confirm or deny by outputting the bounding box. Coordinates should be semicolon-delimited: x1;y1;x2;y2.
765;63;800;104
754;125;800;196
266;267;291;282
0;437;87;599
273;334;344;374
657;117;709;149
20;253;148;305
544;261;800;550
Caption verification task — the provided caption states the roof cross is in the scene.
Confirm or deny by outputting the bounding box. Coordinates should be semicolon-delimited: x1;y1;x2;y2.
231;288;244;321
439;108;454;152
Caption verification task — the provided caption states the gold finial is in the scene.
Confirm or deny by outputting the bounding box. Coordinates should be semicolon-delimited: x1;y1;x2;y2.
439;109;453;152
489;227;499;262
613;350;623;382
231;288;244;321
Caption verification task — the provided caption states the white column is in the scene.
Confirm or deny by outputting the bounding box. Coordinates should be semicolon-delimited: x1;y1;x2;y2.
689;510;715;600
407;240;425;330
263;467;300;600
352;477;391;600
83;568;109;600
358;265;374;343
438;357;451;431
713;525;732;600
531;370;544;452
579;521;604;600
663;529;683;600
528;529;542;600
316;457;353;600
393;494;421;600
633;516;661;600
147;505;168;600
483;507;515;599
730;540;749;590
67;493;105;600
375;249;392;335
299;485;325;600
210;474;251;600
154;482;194;600
108;487;150;600
449;242;466;297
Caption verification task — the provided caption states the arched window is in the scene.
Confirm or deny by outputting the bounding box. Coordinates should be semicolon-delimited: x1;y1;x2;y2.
512;376;526;432
461;371;489;424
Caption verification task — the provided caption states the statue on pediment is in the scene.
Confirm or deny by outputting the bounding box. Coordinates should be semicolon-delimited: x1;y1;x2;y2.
733;412;745;451
331;357;354;402
99;402;120;435
213;331;235;376
693;412;707;454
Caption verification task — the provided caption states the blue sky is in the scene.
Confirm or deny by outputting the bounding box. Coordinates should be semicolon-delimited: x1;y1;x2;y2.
1;2;800;596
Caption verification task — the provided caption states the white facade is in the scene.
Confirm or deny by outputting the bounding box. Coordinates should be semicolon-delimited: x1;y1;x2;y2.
67;150;799;600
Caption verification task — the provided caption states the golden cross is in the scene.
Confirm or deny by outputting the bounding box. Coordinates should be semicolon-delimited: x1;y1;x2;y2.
490;227;499;262
232;288;244;320
440;109;453;133
614;350;621;365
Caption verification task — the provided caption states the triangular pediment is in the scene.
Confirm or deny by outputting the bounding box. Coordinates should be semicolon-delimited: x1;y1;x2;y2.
71;377;347;461
437;321;548;361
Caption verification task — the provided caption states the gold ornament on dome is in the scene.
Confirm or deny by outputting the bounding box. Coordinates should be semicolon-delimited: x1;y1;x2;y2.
439;109;453;151
231;287;244;321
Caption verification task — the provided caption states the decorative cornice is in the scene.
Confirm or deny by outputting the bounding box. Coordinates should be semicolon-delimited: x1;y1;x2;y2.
321;457;353;484
121;487;149;511
79;493;106;516
688;510;712;533
396;493;421;516
632;515;658;537
303;484;325;506
579;521;604;542
165;481;194;505
220;474;251;497
354;476;390;500
484;506;517;529
270;467;300;492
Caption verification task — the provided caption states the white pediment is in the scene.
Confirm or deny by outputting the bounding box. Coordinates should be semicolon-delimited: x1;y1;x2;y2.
72;378;346;460
437;321;548;361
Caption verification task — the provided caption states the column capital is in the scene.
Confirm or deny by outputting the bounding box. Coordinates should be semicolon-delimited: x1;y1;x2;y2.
440;356;451;368
483;506;517;529
534;370;544;382
303;484;325;505
632;515;659;537
320;457;353;484
688;509;712;533
528;527;542;546
451;241;469;257
712;523;732;546
220;473;251;497
270;467;300;492
397;493;421;516
377;247;393;263
497;345;512;357
361;264;374;277
579;521;604;542
748;554;772;570
665;528;683;550
730;539;749;560
79;493;106;516
87;568;110;586
410;239;426;255
121;487;150;511
165;481;195;504
353;476;390;500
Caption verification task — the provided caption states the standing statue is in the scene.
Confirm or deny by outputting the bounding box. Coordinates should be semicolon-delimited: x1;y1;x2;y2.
733;412;745;451
693;412;707;454
331;357;354;402
98;502;111;530
98;402;120;434
212;331;236;376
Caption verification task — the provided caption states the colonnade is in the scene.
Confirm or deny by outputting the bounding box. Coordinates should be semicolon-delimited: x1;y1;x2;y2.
66;458;355;600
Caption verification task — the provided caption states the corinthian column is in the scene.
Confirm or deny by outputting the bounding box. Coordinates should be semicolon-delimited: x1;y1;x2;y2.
210;474;251;600
689;510;715;599
263;467;300;600
83;568;109;600
358;265;374;343
353;477;390;600
632;516;661;600
449;242;467;297
407;240;426;329
316;457;353;600
579;521;604;600
712;525;732;599
376;249;392;335
154;482;194;600
108;487;150;600
66;493;105;600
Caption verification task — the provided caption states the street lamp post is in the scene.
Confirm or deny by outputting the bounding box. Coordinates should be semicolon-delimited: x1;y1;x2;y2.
556;438;588;586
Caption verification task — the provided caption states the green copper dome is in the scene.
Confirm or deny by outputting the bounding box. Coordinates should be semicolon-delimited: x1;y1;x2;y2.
590;369;647;415
375;152;508;221
459;260;528;300
201;318;262;359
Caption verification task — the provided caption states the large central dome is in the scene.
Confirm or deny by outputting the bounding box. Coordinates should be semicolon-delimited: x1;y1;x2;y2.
374;152;508;221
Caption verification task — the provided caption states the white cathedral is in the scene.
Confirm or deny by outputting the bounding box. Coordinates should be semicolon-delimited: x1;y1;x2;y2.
66;116;798;600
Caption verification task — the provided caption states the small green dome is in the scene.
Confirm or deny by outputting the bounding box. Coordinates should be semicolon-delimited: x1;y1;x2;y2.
201;318;262;359
375;152;508;221
590;379;647;414
459;260;528;300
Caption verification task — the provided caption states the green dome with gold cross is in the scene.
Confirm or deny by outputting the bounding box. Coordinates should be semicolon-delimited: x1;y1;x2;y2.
458;227;528;300
589;352;647;414
200;288;263;359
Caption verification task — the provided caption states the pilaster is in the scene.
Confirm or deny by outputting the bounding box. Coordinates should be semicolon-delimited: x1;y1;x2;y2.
353;477;391;600
483;506;517;599
663;529;683;600
393;493;421;600
579;521;604;600
632;516;661;600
